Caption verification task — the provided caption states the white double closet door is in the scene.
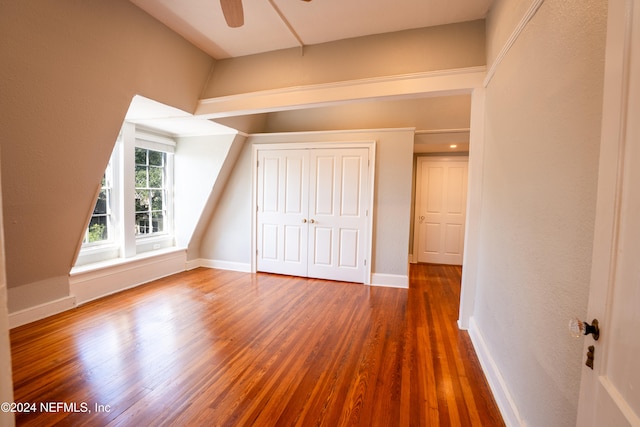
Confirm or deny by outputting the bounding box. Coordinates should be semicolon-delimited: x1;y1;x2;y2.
256;147;370;283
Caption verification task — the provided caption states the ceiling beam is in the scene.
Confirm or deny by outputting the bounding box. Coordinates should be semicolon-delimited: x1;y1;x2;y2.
195;66;486;118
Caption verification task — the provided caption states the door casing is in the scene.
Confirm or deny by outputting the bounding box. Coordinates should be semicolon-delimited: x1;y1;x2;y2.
251;141;376;284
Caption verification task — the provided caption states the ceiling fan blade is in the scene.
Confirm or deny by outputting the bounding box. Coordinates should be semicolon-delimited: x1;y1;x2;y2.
220;0;244;28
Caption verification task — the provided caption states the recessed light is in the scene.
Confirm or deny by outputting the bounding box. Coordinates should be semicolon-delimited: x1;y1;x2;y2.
450;144;457;149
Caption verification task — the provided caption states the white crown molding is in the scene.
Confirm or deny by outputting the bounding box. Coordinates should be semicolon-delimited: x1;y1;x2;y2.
196;66;487;118
484;0;546;87
249;127;415;138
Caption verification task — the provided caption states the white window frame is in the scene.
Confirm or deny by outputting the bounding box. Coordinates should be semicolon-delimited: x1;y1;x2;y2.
82;161;113;246
131;128;175;254
74;123;175;267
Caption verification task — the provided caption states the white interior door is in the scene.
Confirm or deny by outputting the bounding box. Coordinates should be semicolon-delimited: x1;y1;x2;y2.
307;148;369;282
415;157;468;265
256;147;370;283
576;0;640;425
256;149;309;277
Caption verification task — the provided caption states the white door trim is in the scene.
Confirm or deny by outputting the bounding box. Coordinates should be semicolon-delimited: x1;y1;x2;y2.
577;0;639;424
251;141;376;284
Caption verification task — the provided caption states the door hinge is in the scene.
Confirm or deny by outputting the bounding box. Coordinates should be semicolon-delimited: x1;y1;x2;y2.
364;259;367;266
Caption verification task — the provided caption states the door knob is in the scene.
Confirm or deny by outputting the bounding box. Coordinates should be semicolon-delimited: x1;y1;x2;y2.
302;218;307;223
309;219;316;224
569;318;600;341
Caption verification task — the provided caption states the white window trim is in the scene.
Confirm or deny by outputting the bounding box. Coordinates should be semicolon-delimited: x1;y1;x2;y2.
74;123;176;268
132;128;175;253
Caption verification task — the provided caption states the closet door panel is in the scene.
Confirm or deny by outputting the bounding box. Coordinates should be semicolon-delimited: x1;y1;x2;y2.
257;150;308;276
308;148;368;282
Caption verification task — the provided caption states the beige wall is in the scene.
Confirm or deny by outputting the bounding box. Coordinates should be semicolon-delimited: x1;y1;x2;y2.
0;1;213;310
202;20;486;98
262;95;471;134
475;0;607;425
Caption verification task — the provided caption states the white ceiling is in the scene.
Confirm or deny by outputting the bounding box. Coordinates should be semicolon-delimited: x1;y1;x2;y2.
129;0;493;59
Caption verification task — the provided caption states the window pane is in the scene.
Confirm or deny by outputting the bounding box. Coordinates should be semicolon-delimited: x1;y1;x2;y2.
88;216;108;242
148;167;163;188
149;150;164;167
135;148;147;165
135;190;150;212
134;147;171;239
135;213;149;235
152;212;164;233
135;166;148;188
151;190;163;210
93;190;108;215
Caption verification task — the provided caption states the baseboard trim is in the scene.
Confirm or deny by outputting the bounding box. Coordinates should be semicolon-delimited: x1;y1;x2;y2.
370;273;409;289
185;258;202;270
468;317;525;427
70;250;187;306
193;259;252;273
9;296;76;329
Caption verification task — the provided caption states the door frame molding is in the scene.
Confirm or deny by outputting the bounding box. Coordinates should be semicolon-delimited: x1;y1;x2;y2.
251;141;376;284
577;0;637;424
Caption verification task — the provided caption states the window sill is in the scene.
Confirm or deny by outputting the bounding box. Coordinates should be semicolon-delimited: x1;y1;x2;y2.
69;246;187;305
70;246;186;276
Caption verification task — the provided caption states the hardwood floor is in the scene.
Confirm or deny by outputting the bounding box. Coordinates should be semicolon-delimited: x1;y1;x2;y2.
10;264;504;426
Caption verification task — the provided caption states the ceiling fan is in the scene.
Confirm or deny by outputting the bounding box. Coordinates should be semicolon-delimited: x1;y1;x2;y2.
220;0;311;28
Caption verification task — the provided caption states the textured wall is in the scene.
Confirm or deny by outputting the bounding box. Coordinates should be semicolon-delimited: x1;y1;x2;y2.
476;0;607;425
0;0;213;310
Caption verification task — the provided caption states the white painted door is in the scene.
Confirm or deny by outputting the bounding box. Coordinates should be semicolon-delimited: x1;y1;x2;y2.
307;148;369;282
415;157;468;265
256;149;309;277
256;148;369;283
576;1;640;425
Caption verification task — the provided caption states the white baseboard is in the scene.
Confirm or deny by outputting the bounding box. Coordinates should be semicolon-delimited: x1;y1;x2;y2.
185;258;202;271
370;273;409;289
70;249;187;306
9;296;76;329
194;259;252;273
468;317;525;427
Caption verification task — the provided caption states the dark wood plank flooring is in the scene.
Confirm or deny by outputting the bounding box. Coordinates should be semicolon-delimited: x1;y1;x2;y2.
10;264;504;426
